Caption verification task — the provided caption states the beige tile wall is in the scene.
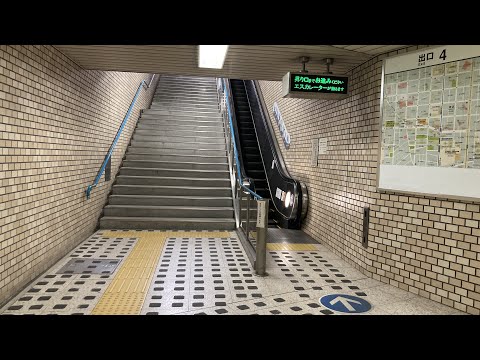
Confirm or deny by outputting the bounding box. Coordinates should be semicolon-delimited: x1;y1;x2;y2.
259;45;480;314
0;45;158;306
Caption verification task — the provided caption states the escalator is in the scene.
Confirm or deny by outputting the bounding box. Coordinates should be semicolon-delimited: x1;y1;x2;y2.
230;79;276;227
229;79;308;229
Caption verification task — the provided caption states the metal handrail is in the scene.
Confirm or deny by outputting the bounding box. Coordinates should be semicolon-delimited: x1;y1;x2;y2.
85;74;156;199
217;77;268;276
222;78;263;200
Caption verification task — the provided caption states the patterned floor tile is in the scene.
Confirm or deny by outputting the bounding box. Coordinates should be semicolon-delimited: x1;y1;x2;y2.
0;229;465;315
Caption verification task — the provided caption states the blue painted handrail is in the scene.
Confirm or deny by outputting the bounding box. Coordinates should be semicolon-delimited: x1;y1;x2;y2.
222;78;263;200
85;75;155;199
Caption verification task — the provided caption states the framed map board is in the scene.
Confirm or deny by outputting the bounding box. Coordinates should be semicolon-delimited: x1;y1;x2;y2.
378;45;480;201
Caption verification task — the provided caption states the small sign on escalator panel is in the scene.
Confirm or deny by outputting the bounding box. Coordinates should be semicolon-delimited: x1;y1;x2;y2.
275;187;282;199
256;200;267;228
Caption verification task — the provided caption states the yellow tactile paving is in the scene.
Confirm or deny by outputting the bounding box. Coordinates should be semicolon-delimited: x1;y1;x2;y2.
91;231;231;315
266;243;318;251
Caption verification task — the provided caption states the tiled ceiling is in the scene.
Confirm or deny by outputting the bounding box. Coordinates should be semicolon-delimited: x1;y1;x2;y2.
56;45;410;80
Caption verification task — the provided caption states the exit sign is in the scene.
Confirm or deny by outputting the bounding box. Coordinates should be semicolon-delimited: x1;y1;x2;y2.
282;72;349;100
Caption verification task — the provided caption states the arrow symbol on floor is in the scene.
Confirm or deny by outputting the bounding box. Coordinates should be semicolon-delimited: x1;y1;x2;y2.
329;296;362;312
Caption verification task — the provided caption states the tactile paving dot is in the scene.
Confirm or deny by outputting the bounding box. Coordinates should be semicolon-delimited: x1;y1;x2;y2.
69;238;136;259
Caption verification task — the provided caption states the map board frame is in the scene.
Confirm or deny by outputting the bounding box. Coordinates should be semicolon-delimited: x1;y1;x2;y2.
377;45;480;202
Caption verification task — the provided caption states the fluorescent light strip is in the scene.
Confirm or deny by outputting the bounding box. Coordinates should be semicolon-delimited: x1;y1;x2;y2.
198;45;229;69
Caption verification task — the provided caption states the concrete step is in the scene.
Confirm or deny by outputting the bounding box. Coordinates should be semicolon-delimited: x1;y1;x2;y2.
132;134;225;144
160;76;215;81
158;84;216;89
151;106;220;113
139;116;222;125
154;88;217;95
122;160;228;170
148;107;220;116
159;76;216;81
150;105;220;113
158;80;216;85
152;99;219;106
152;99;218;106
125;153;228;163
109;195;233;207
129;140;226;150
160;75;215;80
152;94;218;102
153;98;219;105
138;115;223;124
104;205;234;218
142;109;221;118
156;86;217;91
138;120;223;129
152;96;218;103
100;216;236;230
151;101;219;108
112;184;232;196
157;84;216;90
126;147;226;156
116;175;230;187
134;128;225;138
157;80;217;87
119;167;230;179
142;109;222;118
135;123;224;133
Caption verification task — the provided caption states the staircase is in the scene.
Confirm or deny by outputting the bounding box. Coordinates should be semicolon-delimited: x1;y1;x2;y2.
99;75;236;230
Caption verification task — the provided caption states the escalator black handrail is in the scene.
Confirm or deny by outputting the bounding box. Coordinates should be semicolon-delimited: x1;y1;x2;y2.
223;79;252;193
244;80;301;220
222;78;263;200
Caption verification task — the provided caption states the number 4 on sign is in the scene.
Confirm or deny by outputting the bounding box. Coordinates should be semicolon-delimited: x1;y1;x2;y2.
439;49;447;61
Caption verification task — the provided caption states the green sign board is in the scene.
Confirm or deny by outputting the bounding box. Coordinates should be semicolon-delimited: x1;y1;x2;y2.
282;72;349;100
290;73;348;94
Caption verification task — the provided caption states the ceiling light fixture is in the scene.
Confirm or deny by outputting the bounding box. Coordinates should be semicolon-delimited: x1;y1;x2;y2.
198;45;229;69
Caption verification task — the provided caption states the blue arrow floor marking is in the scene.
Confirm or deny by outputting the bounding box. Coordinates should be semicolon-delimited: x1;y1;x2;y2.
320;294;372;313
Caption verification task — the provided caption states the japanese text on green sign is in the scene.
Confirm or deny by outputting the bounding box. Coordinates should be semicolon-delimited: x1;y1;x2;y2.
290;73;348;94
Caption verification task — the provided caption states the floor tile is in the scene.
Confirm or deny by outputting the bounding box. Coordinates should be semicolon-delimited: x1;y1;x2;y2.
0;229;466;316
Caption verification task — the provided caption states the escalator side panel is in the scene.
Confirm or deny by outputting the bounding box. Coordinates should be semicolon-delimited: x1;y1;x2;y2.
244;81;303;229
230;80;277;226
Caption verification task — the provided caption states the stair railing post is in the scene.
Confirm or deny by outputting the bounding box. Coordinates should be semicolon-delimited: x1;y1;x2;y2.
238;183;242;223
246;193;250;241
255;199;269;276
